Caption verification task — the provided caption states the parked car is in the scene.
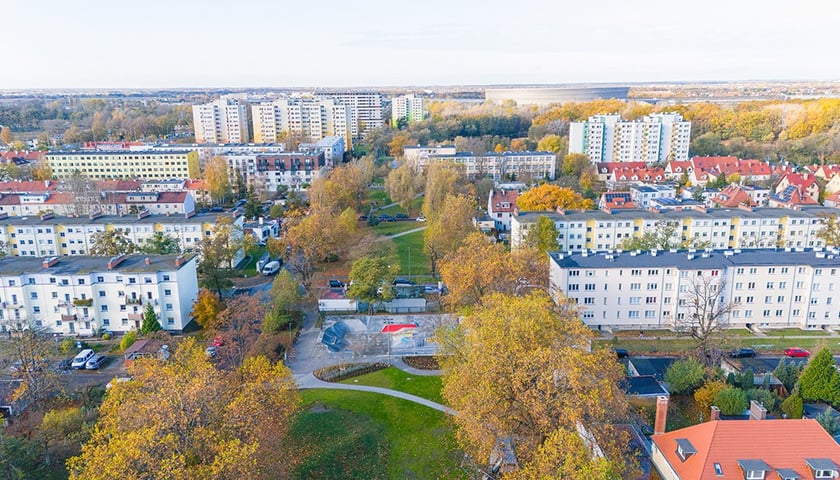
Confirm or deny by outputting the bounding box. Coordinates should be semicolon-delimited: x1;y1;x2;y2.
85;355;108;370
392;278;415;287
71;349;95;369
395;213;408;221
261;261;281;276
415;216;426;222
205;346;217;358
378;214;395;222
212;336;225;347
784;347;810;358
612;348;629;359
358;215;368;221
728;348;757;358
57;359;73;371
329;279;345;288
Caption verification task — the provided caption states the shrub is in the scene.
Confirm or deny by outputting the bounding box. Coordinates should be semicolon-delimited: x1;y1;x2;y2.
740;368;754;390
781;392;804;419
665;358;705;394
120;331;138;352
714;387;748;415
747;388;779;413
59;337;77;355
773;357;802;393
314;362;389;382
101;333;112;340
694;380;728;415
815;411;840;435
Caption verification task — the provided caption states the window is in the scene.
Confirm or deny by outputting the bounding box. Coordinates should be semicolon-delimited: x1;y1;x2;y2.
99;291;106;297
33;306;40;314
167;317;175;325
568;284;579;291
78;279;85;285
585;284;596;291
748;282;755;289
165;303;173;311
745;310;752;317
647;283;658;290
164;289;172;296
163;275;170;281
777;296;785;303
96;276;104;282
776;309;783;317
736;282;743;290
129;278;136;284
768;267;775;274
766;282;774;289
628;311;639;318
103;319;110;326
765;296;772;303
713;463;723;476
584;297;595;305
629;297;641;305
746;471;765;480
101;305;108;312
644;310;656;318
630;283;641;291
646;297;657;304
30;292;38;300
746;296;754;304
779;282;787;289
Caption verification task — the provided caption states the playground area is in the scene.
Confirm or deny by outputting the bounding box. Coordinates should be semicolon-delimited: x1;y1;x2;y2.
320;314;455;357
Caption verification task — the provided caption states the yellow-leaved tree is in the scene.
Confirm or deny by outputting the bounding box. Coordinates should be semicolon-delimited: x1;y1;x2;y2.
516;184;594;211
436;292;638;479
67;338;299;480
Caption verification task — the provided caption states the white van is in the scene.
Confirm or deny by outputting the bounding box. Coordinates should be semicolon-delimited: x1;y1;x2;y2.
261;261;281;276
71;349;95;369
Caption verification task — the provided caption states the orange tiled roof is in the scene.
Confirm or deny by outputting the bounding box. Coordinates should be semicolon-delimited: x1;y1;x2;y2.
652;419;840;480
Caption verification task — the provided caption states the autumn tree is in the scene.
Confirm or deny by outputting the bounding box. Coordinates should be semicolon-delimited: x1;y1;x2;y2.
677;275;737;366
191;289;223;331
560;153;591;178
67;338;300;479
423;194;476;276
282;208;355;288
30;162;53;181
205;156;232;206
89;228;135;256
817;213;840;247
264;270;303;334
308;163;366;214
516;184;593;211
139;304;162;335
385;163;423;216
217;295;268;366
39;406;89;467
523;215;560;253
436;292;636;478
0;126;13;145
0;323;60;408
694;380;728;415
422;160;465;221
536;134;564;153
141;232;181;255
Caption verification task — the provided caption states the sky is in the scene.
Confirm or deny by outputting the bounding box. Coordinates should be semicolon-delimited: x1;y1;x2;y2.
3;0;840;89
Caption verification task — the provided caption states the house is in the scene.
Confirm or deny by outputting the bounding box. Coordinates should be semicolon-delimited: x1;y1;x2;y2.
487;189;519;232
624;375;670;398
0;151;43;165
630;184;676;209
628;357;675;381
608;166;666;188
665;160;694;180
473;214;496;233
599;191;635;211
712;184;757;208
813;165;840;181
123;339;171;367
597;162;648;182
689;157;774;186
651;396;840;480
824;173;840;195
773;173;820;205
824;190;840;209
243;218;280;243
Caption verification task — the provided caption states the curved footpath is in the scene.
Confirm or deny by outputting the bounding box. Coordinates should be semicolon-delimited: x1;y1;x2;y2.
294;372;456;415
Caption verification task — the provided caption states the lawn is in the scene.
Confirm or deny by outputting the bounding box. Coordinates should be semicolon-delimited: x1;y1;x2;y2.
364;189;391;212
391;230;430;276
601;334;840;355
763;328;829;337
377;197;424;217
295;390;465;479
237;246;268;276
372;221;422;236
339;367;445;405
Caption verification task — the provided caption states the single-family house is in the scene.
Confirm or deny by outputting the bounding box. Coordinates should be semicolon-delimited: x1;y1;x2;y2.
487;189;519;232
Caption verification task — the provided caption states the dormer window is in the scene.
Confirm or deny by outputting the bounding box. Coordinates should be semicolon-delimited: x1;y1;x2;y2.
807;459;840;479
675;438;696;462
738;460;771;480
775;468;801;480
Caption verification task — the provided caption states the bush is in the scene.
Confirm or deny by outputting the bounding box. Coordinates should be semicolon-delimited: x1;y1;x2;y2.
403;356;440;370
249;333;287;363
314;362;389;382
120;331;138;352
747;388;779;413
59;337;77;355
815;411;840;435
101;333;112;340
694;380;728;415
781;392;804;419
714;387;748;415
665;358;705;394
740;368;754;390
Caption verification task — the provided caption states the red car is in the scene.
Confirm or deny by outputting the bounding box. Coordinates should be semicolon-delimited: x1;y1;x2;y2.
212;336;225;347
784;347;810;358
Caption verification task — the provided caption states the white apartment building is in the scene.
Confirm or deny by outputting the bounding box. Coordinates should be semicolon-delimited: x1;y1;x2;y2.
511;206;833;252
226;151;326;192
314;92;384;136
569;113;691;163
630;184;677;209
45;150;200;179
299;136;346;167
404;145;457;169
430;151;556;181
549;248;840;331
391;94;424;127
192;96;250;143
0;212;244;262
251;97;350;146
0;254;198;335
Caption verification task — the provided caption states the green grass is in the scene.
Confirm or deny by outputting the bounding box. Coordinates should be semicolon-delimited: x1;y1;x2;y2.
365;189;391;211
377;197;424;216
763;328;829;337
339;367;445;405
372;222;422;236
601;335;840;355
238;246;268;276
297;390;465;479
391;230;430;276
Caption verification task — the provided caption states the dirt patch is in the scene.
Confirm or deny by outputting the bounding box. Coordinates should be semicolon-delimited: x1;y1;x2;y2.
402;355;439;370
308;402;331;413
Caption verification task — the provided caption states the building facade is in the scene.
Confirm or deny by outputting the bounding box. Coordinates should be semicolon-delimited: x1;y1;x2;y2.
391;94;424;127
0;191;195;217
0;254;198;335
299;136;346;167
314;92;383;136
511;206;833;252
569;113;691;164
404;145;457;169
251;97;350;146
549;248;840;331
225;151;326;192
430;151;556;181
45;150;200;179
192;96;250;144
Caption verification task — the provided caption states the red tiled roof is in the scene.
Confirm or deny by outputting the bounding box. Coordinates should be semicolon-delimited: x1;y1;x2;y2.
691;157;771;178
596;162;647;173
600;191;635;209
612;167;665;182
0;194;21;206
0;150;44;162
97;180;143;191
0;180;57;193
185;179;207;190
652;419;840;480
490;190;519;213
712;184;756;208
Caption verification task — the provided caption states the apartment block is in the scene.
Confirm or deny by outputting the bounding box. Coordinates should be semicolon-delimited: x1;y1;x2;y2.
192;96;250;143
430;151;556;181
391;94;424;127
45;150;200;179
511;206;833;251
251;97;350;146
0;254;198;335
549;248;840;331
404;145;457;169
569;113;690;163
314;91;383;136
0;212;243;262
299;136;346;167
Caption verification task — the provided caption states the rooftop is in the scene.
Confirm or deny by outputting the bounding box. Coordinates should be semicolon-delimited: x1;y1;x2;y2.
0;254;195;276
0;212;231;226
549;248;840;270
515;205;834;224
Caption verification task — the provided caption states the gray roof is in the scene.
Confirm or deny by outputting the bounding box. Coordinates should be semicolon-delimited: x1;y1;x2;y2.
0;254;194;276
738;459;771;472
624;376;669;396
46;150;190;157
549;248;840;270
515;206;835;224
806;458;840;471
774;467;801;479
675;438;697;455
0;212;231;227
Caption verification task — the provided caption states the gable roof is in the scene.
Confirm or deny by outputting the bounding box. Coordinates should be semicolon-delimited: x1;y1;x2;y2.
600;191;635;210
712;184;756;208
652;419;840;480
490;189;519;213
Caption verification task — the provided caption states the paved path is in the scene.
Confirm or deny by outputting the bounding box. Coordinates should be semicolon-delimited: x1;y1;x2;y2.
388;226;426;238
294;372;456;415
389;357;442;376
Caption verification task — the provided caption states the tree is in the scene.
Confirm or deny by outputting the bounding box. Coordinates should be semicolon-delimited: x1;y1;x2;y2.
422;160;465;221
677;275;736;366
197;215;243;293
141;232;181;255
694;380;728;415
524;215;560;253
0;432;45;478
560;153;591;178
217;295;268;366
747;388;779;414
516;184;593;211
191;289;223;330
243;185;261;220
815;411;840;435
740;368;755;390
385;163;423;216
89;228;135;256
618;221;680;251
537;134;563;153
816;213;840;247
799;348;840;405
205;156;232;206
781;389;804;419
436;292;637;478
346;255;396;313
773;356;802;394
282;208;355;288
423;194;476;276
714;387;748;415
308;164;366;214
270;270;303;315
0;126;13;145
30;161;53;181
140;304;162;335
40;406;88;466
0;323;60;408
67;338;299;479
664;358;705;394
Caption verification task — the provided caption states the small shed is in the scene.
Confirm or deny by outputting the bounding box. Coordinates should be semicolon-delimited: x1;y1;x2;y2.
123;339;170;367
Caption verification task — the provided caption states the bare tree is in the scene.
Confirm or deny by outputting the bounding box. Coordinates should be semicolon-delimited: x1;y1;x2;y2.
677;274;737;366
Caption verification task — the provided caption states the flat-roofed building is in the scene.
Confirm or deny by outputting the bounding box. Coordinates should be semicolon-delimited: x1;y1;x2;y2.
45;150;200;179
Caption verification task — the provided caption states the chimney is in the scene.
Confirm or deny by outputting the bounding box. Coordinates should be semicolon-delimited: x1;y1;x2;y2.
710;406;720;421
107;254;126;270
749;400;767;420
258;216;264;225
175;255;185;267
144;257;151;265
654;396;669;435
42;256;59;269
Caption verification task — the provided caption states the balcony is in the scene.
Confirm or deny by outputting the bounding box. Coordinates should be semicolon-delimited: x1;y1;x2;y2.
125;297;143;305
72;298;93;307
